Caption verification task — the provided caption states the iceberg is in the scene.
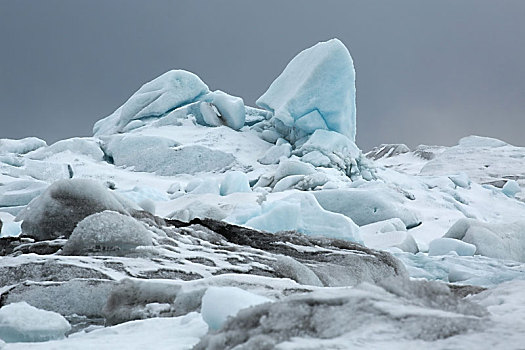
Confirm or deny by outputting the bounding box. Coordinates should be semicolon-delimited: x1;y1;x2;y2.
257;39;356;141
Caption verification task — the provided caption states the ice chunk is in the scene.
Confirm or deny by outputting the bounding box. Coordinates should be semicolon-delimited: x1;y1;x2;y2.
27;138;104;161
94;70;209;135
243;192;361;242
0;180;48;208
257;39;356;141
428;237;477;256
186;178;220;195
444;218;525;262
258;143;291;165
0;220;21;238
0;302;70;343
220;171;251;196
201;286;270;330
63;210;152;256
502;180;521;197
360;219;418;254
0;137;47;155
314;188;421;228
200;90;246;130
16;179;131;241
272;159;316;185
448;172;471;189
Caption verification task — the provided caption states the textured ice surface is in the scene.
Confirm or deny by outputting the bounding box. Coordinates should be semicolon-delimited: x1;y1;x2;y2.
195;279;486;349
394;251;525;287
103;134;235;175
94;70;209;135
257;39;356;141
0;302;70;343
201;287;270;330
63;211;152;256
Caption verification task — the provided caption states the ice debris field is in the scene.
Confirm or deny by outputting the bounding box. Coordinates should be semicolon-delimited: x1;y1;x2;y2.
0;38;524;349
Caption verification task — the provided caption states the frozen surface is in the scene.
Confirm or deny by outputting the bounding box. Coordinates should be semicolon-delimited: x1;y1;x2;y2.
0;302;70;343
257;39;356;141
201;287;270;330
103;134;235;176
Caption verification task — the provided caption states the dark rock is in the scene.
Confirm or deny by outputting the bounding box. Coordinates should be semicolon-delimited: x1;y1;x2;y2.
0;260;113;286
366;144;410;160
167;217;407;286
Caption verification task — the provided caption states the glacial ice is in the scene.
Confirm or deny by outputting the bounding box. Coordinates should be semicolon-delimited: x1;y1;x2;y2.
62;211;152;256
93;70;209;135
0;137;47;155
103;134;235;175
242;191;362;242
428;237;477;256
502;180;521;197
220;171;251;196
27;138;104;161
313;188;421;228
257;143;292;165
0;180;48;211
0;302;71;343
199;90;246;130
257;39;356;142
201;286;270;331
444;218;525;262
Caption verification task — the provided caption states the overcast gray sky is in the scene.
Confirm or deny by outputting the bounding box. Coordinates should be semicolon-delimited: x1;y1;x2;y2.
1;0;524;151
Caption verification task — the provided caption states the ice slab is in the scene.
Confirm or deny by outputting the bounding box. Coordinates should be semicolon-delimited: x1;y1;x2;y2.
0;302;70;343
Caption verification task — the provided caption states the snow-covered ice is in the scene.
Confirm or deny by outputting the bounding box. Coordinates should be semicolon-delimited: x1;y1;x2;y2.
201;286;270;330
0;302;70;343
